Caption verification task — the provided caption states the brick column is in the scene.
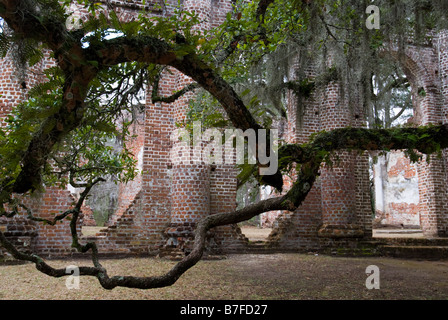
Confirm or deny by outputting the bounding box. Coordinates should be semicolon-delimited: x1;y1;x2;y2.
417;158;448;236
183;0;212;29
439;31;448;237
160;69;212;256
317;82;364;238
416;31;448;237
164;162;211;255
0;53;27;125
159;0;246;257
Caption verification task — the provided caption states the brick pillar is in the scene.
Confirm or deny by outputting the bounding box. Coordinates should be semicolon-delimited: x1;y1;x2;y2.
440;31;448;237
417;31;448;237
440;31;448;126
414;66;447;237
0;53;27;125
160;88;215;256
355;151;373;238
0;50;82;256
417;158;448;236
211;135;248;252
164;162;211;254
183;0;212;29
159;0;244;257
138;69;177;253
160;69;212;257
317;82;364;238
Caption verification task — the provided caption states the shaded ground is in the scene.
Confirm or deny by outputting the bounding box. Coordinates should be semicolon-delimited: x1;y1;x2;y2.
1;253;448;300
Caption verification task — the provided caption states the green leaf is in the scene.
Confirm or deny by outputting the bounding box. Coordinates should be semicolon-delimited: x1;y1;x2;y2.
87;60;99;68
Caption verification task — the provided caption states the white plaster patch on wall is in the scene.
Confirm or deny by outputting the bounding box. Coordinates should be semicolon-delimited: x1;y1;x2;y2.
373;151;420;227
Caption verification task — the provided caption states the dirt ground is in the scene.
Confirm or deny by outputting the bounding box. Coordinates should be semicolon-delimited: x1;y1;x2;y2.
1;253;448;300
1;226;446;300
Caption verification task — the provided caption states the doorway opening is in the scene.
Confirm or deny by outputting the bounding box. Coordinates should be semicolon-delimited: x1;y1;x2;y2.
368;57;423;238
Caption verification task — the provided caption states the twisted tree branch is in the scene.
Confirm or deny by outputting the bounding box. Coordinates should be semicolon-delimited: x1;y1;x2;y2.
4;124;448;290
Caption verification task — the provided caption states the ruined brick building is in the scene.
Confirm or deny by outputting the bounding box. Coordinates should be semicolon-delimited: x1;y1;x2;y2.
1;0;448;259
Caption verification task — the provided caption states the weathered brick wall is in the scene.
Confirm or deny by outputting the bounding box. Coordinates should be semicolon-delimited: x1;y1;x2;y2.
107;110;146;226
373;151;420;227
2;1;448;259
364;35;448;236
0;46;85;256
269;32;448;247
436;30;448;237
391;39;448;237
267;53;372;251
1;1;178;257
80;0;247;257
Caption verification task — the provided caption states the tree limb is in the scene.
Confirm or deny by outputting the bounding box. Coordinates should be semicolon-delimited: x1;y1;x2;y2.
256;0;275;21
151;71;199;104
4;124;448;290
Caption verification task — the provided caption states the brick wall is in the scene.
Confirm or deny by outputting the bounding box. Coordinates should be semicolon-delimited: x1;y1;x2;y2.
80;0;247;257
2;1;448;259
2;0;245;258
267;54;372;251
389;39;448;237
267;32;448;249
373;151;420;227
108;110;146;225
